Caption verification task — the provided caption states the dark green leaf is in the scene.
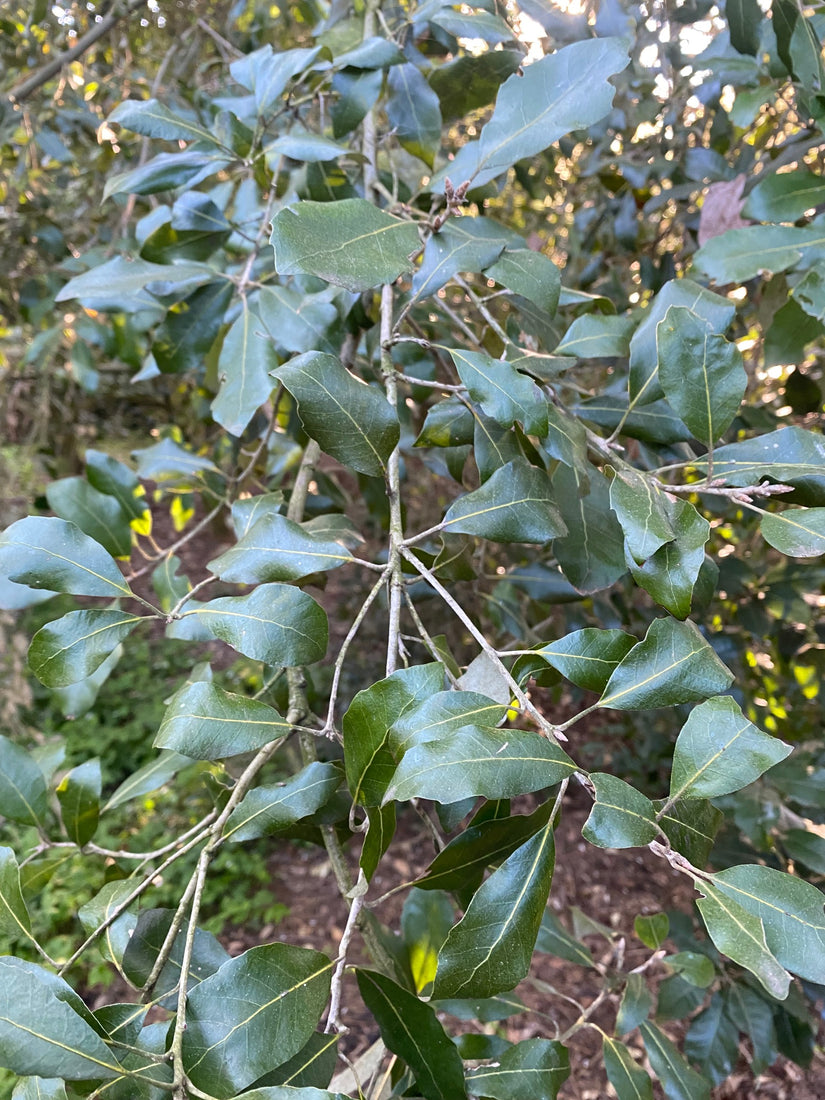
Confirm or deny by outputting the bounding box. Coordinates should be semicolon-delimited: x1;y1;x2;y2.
108;98;217;144
670;696;791;803
412;219;514;301
103;751;194;812
582;773;659;849
355;970;466;1100
212;299;278;438
616;973;653;1036
537;628;636;693
190;583;328;665
430;8;517;44
603;1036;653;1100
55;256;213;306
29;609;143;688
782;828;825;874
432;819;555;998
635;913;669;950
182;944;333;1098
761;507;825;557
85;450;148;525
208;513;352;583
0;517;132;598
258;285;339;357
743;168;825;222
553;463;627;594
428;50;523;122
574;397;693;445
657;307;746;445
536;912;595;968
639;1021;710;1100
465;1037;570;1100
0;957;122;1081
555;314;634;358
156;681;290;759
46;478;132;559
684;994;740;1087
439;38;629;189
122;909;229;1002
361;803;396;882
391;688;507;755
693;224;825;284
384;726;576;804
485;249;560;315
598;618;733;711
627;498;709;619
331;68;383;137
0;737;48;826
415;399;475;448
609;467;675;564
11;1079;68;1100
726;985;777;1074
103;150;232;199
77;881;137;967
726;0;762;55
655;798;723;867
697;426;825;502
153;280;233;375
387;64;441;168
275;351;400;478
0;848;33;945
230;44;325;115
446;347;547;436
56;759;101;847
271;199;419;292
249;1031;338;1089
335;36;405;68
442;459;566;543
224;762;341;843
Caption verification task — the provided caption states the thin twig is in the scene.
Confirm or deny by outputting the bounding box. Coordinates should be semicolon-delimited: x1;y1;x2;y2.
323;569;390;735
326;888;366;1033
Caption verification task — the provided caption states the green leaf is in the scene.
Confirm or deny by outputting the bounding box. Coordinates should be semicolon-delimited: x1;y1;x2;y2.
391;688;507;755
85;450;148;525
11;1079;68;1100
355;970;466;1100
598;618;733;711
0;848;33;944
635;913;669;950
684;994;739;1088
446;348;547;436
258;285;339;357
56;760;101;847
133;436;220;485
627;498;710;620
384;726;576;805
335;36;405;68
77;881;137;967
783;828;825;874
0;957;122;1081
181;943;333;1098
555;314;634;358
616;973;653;1036
432;819;555;998
628;278;735;406
726;985;777;1075
639;1021;710;1100
485;249;560;315
655;798;723;867
465;1037;570;1100
0;517;132;598
386;64;442;168
537;628;636;693
190;583;328;665
708;864;825;984
212;299;278;438
361;803;396;882
103;751;194;812
266;129;350;163
55;256;214;307
697;426;825;501
331;68;383;137
429;49;522;120
411;219;514;301
693;224;825;284
743;168;825;222
438;38;629;190
122;909;229;1003
726;0;762;54
609;468;675;564
582;773;659;849
250;1031;338;1089
442;459;566;543
761;507;825;557
670;696;791;803
156;681;290;759
552;463;627;594
231;493;286;538
208;513;352;584
603;1036;653;1100
693;882;791;999
574;397;693;445
108;98;218;144
402;887;454;993
104;150;232;199
536;912;595;968
275;351;400;478
152;280;233;375
46;478;132;559
657;307;747;445
28;609;143;688
430;8;517;44
0;736;48;826
271;199;420;292
415;399;475;448
230;44;325;115
224;762;341;843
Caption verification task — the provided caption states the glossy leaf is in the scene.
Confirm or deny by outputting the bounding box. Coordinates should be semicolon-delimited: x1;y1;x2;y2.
0;517;132;598
55;255;213;306
693;224;825;284
46;478;132;559
258;285;339;356
384;725;576;805
694;881;791;999
153;280;233;375
11;1079;68;1100
391;688;506;755
85;450;148;526
485;249;560;315
603;1036;653;1100
609;467;675;564
761;507;825;557
411;219;513;301
181;943;333;1098
209;513;351;583
271;199;419;291
0;848;33;944
552;463;627;594
56;760;101;847
627;497;710;619
537;628;636;693
103;751;194;812
212;299;278;438
438;37;629;189
224;762;341;843
655;798;723;868
598;618;733;711
582;773;659;849
640;1022;710;1100
556;314;634;358
386;64;441;168
670;696;791;803
361;803;396;882
122;908;229;1002
727;0;762;55
709;864;825;984
0;957;122;1081
190;583;328;665
465;1037;570;1100
432;819;555;998
108;98;217;144
77;881;137;967
0;736;49;827
230;44;324;115
684;995;739;1088
657;307;747;445
355;970;466;1100
250;1031;338;1089
447;348;547;436
442;459;566;543
697;426;825;500
331;68;383;136
275;351;400;477
156;681;290;759
28;609;143;688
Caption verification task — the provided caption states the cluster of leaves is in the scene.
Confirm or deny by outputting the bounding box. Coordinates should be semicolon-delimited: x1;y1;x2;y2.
2;1;825;1099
